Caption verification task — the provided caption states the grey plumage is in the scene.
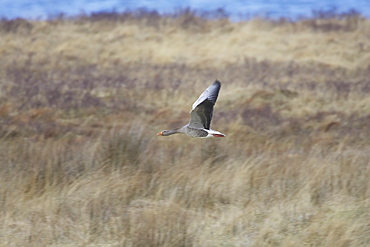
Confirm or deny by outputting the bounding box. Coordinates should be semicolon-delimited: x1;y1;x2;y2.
157;80;226;138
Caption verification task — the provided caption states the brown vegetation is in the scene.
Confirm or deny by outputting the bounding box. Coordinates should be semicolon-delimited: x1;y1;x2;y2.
0;9;370;246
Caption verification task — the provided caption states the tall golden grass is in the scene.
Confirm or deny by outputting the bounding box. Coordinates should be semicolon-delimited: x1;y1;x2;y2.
0;9;370;246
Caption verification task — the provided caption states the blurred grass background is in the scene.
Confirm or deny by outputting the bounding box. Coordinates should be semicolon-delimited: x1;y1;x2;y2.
0;9;370;246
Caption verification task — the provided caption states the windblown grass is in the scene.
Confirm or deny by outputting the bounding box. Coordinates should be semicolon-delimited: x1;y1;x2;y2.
0;9;370;246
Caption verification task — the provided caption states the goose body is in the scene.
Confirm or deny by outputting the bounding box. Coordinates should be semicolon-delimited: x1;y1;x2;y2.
157;80;226;138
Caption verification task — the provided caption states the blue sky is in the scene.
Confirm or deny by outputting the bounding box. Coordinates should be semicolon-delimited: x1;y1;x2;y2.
2;0;370;20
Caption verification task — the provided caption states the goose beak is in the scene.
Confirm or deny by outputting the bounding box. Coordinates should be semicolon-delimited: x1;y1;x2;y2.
157;132;163;136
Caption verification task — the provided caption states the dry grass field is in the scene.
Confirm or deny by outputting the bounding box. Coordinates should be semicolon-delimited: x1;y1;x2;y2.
0;9;370;246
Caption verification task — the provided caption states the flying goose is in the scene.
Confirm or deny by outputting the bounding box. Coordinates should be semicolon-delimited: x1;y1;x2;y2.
157;80;226;138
